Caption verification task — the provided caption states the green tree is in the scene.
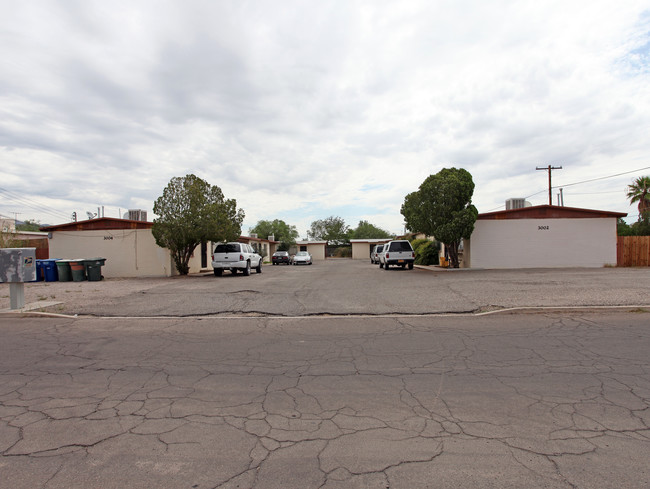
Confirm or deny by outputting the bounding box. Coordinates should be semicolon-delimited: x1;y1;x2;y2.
401;167;478;268
617;218;634;236
308;216;350;244
250;219;299;251
152;174;244;275
0;231;26;248
626;176;650;221
16;219;41;231
350;220;392;239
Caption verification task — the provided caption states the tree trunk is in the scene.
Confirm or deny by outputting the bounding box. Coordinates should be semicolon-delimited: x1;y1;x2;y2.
446;242;460;268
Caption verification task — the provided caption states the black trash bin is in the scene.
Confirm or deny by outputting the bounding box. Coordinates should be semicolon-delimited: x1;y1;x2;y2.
83;258;106;281
70;259;86;281
56;260;72;282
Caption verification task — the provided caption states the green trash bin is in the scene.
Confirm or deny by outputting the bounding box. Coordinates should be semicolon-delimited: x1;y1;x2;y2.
55;260;72;282
70;259;86;281
83;258;106;281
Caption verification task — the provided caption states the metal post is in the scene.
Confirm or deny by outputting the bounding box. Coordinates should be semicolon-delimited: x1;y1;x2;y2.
9;283;25;310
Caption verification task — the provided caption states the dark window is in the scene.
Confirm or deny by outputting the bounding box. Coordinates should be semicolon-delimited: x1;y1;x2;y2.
377;245;384;253
300;245;307;252
390;241;412;252
215;243;240;253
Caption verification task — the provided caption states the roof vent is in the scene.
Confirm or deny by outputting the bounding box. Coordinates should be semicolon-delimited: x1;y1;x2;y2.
126;209;148;221
506;198;527;210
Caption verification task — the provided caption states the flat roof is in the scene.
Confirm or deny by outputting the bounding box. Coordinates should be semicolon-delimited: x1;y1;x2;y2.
41;217;153;231
478;205;627;220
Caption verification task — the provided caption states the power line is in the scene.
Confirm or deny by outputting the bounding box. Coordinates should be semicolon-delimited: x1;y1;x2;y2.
524;165;650;200
485;165;650;212
0;187;71;221
555;165;650;189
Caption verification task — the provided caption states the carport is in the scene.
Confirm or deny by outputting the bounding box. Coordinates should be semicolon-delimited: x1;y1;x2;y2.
295;240;327;260
350;238;391;260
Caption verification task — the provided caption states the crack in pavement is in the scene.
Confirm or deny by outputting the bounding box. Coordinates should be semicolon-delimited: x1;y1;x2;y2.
0;312;649;488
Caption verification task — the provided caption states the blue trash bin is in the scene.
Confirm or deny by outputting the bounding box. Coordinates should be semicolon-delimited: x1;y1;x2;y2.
41;259;60;282
35;260;45;281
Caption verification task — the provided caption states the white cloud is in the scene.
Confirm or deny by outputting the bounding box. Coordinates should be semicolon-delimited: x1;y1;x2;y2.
1;0;649;230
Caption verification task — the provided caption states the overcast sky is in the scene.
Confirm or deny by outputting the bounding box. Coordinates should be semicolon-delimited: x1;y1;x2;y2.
1;1;649;237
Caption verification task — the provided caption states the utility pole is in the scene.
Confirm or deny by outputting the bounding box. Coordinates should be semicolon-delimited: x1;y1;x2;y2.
536;165;562;205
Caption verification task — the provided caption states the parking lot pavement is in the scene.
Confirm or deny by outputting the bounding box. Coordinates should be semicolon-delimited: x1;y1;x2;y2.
2;259;649;317
1;311;649;488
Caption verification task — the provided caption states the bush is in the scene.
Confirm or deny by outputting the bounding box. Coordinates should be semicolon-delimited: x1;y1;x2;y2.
415;240;440;266
410;238;429;251
333;246;352;257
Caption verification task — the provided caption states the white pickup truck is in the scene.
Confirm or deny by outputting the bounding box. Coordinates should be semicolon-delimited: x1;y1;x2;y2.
379;240;415;270
212;242;262;276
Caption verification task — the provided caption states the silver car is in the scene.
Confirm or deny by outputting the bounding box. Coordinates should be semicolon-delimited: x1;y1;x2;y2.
292;251;312;265
371;244;384;264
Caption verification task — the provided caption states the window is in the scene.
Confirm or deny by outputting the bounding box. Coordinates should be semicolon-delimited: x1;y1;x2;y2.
390;241;413;252
215;243;240;253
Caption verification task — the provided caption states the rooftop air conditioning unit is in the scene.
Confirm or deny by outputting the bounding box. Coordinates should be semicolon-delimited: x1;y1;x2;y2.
128;209;147;221
250;233;258;239
505;198;527;210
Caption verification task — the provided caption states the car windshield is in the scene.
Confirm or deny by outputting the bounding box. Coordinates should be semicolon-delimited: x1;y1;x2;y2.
215;243;240;253
297;252;308;256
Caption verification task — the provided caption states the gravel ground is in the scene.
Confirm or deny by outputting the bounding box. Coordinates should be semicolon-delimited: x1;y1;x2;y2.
2;263;650;316
0;275;186;314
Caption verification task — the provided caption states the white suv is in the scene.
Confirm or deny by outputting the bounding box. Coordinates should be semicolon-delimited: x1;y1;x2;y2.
212;242;262;276
379;240;415;270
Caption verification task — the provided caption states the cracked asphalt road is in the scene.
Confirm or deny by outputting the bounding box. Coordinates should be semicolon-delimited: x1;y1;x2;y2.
1;313;649;488
1;261;649;488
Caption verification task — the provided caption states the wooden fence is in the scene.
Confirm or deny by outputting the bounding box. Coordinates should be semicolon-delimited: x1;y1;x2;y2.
617;236;650;267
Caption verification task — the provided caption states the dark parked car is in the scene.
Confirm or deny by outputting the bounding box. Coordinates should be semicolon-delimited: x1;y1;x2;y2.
272;251;291;265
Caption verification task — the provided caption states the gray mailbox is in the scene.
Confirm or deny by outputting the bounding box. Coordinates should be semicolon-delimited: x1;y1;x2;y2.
0;248;37;309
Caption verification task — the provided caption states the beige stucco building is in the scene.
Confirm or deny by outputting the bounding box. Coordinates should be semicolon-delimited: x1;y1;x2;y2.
464;205;626;269
294;241;327;261
42;218;279;278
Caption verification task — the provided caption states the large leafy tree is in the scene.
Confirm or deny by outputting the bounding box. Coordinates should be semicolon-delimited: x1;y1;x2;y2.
350;220;392;239
401;167;478;268
250;219;299;251
153;174;244;275
308;216;350;244
626;176;650;221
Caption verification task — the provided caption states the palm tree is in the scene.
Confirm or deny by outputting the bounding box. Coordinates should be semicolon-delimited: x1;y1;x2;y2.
627;176;650;221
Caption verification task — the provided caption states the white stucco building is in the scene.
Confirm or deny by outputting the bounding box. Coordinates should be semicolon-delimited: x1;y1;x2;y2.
464;205;626;269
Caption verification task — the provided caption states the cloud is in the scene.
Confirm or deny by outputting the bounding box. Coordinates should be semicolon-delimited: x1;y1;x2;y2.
1;0;649;230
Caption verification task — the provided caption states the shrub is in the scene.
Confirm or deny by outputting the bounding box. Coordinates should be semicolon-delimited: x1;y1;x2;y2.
415;240;440;265
410;238;429;251
333;246;352;257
